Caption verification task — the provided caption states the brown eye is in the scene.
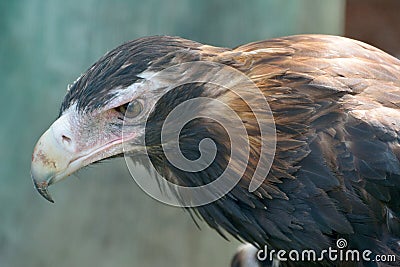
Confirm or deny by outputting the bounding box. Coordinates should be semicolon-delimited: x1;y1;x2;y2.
116;100;143;119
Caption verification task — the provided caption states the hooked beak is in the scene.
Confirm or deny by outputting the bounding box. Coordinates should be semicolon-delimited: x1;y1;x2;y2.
32;176;54;203
31;110;137;203
31;121;76;203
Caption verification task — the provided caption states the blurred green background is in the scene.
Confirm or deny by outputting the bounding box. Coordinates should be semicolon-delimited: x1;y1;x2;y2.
0;0;345;266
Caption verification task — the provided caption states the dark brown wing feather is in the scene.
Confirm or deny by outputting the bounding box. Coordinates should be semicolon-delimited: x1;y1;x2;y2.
195;35;400;265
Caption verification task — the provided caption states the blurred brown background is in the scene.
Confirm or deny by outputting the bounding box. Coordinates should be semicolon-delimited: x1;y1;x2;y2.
345;0;400;57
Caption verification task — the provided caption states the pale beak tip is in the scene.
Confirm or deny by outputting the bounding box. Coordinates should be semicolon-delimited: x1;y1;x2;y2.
32;177;55;203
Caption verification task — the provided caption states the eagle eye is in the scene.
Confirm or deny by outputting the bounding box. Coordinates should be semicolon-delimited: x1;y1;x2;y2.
115;100;143;119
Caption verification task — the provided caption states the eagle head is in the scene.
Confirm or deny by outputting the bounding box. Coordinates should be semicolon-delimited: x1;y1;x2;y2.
30;36;272;204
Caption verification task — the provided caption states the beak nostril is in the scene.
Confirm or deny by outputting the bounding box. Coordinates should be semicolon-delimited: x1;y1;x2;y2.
62;135;72;145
